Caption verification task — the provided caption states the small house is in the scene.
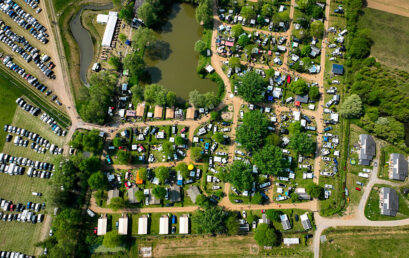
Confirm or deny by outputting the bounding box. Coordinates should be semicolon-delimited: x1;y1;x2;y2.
127;187;140;204
331;64;344;75
126;110;136;117
283;238;299;246
187;185;201;203
295;95;309;104
205;65;215;73
107;189;119;205
159;215;169;235
389;153;408;181
300;213;312;230
280;214;291;230
118;214;128;235
186;107;196;120
379;187;399;217
358;134;376;166
154;106;163;119
136;103;145;118
138;215;148;235
169;185;181;203
166;107;175;119
179;214;190;234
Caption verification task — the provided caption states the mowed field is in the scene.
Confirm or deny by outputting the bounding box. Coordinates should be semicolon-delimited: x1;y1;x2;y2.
321;226;409;258
359;8;409;72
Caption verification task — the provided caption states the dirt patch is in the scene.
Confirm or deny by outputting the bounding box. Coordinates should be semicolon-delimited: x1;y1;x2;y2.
367;0;409;18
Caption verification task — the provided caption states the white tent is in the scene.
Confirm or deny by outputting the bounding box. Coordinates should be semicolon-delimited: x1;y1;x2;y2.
138;216;148;235
159;216;169;235
179;215;189;234
96;14;109;24
97;217;107;235
102;12;118;47
118;216;128;235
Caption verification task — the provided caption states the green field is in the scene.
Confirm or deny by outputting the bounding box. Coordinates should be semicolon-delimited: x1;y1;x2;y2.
358;8;409;72
321;226;409;258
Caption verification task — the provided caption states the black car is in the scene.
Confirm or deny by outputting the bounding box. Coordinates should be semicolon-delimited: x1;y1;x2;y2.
171;226;176;234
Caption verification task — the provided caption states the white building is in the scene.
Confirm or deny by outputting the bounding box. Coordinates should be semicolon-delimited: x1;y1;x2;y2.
138;216;148;235
159;215;169;235
118;215;128;235
179;215;189;234
101;12;118;47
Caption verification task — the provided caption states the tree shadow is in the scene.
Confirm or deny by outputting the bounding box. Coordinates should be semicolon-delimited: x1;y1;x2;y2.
146;40;172;61
145;67;162;83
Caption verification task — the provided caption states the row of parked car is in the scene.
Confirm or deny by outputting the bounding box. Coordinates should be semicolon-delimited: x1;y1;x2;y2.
0;153;54;171
23;0;40;10
16;97;40;115
39;113;66;136
0;0;48;44
0;210;43;223
0;251;33;258
0;20;34;62
26;167;52;179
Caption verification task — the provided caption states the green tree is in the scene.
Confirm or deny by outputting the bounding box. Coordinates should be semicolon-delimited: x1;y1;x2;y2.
231;24;244;38
88;171;108;190
236;111;269;151
135;190;145;202
229;56;241;68
374;117;405;144
156;166;170;184
300;45;311;57
226;213;239;235
124;52;146;83
152;186;167;199
309;86;320;101
265;133;281;146
108;55;121;71
132;27;157;50
117;150;130;164
340;94;363;118
291;193;299;203
266;210;282;222
254;224;279;246
196;0;213;27
194;40;207;54
253;144;286;176
251;192;263;204
109;197;126;211
191;147;204;161
175;136;186;145
289;133;316;155
138;168;148;182
310;20;324;38
237;34;250;46
210;111;220;121
113;137;122;148
306;182;324;199
166;91;176;107
261;3;273;17
291;79;308;95
241;6;256;20
195;194;210;208
103;231;123;248
175;162;190;179
237;71;265;103
138;2;158;28
192;207;226;234
228;161;254;191
297;0;310;11
144;84;168;106
119;33;127;43
212;132;225;144
119;4;134;23
288;121;302;135
130;84;144;106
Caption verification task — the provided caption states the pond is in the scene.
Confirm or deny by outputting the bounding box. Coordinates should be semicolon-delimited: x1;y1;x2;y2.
145;3;217;100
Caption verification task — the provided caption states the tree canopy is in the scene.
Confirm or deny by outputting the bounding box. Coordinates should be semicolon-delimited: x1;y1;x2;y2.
132;27;157;50
254;224;279;246
253;144;286;175
237;71;266;103
103;231;123;248
195;0;213;27
236;111;269;151
88;171;108;190
156;166;170;184
289;133;316;155
228;161;254;191
152;186;167;199
194;40;207;54
291;79;308;95
340;94;363;118
310;20;324;38
192;207;226;234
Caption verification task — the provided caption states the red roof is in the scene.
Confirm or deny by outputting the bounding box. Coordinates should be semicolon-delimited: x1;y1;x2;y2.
225;41;234;47
268;50;272;56
295;101;301;107
287;75;291;83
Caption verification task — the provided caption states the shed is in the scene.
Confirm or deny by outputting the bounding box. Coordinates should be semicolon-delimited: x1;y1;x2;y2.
295;95;309;104
205;65;215;73
126;110;136;117
358;134;376;166
96;14;109;24
136;103;145;117
166;107;175;119
107;189;119;205
169;185;181;203
138;215;148;235
331;64;344;75
187;185;201;203
186;107;196;120
127;187;140;204
280;214;291;230
97;215;107;235
154;106;163;119
389;153;408;181
380;187;399;216
179;215;189;234
300;213;312;230
283;238;299;246
159;215;169;235
118;215;128;235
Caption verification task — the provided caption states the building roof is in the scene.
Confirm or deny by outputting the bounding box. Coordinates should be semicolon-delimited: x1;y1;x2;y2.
280;214;291;230
96;14;109;24
300;213;312;230
187;185;201;203
283;238;300;245
358;134;376;166
136;103;145;117
97;216;107;235
118;215;128;235
179;215;189;234
165;107;175;119
389;153;408;181
107;189;119;205
380;187;399;216
154;106;163;119
126;110;136;117
138;215;148;235
186;107;195;120
159;216;169;235
102;12;118;47
127;187;139;204
332;64;344;75
295;94;309;104
169;185;181;203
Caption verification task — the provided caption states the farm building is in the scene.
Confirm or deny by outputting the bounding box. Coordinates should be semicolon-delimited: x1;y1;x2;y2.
166;107;175;119
127;187;140;204
186;107;196;120
97;215;107;235
154;106;163;119
107;189;119;205
187;185;201;203
179;215;189;234
101;12;118;47
280;214;291;230
138;215;149;235
358;134;376;166
379;187;399;217
136;103;145;117
159;215;169;235
300;213;312;230
118;214;129;235
389;153;408;181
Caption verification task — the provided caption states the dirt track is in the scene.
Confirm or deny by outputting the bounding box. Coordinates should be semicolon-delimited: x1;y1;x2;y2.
367;0;409;18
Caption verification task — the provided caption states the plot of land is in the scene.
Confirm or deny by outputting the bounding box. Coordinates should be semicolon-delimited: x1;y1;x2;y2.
359;8;409;72
367;0;409;18
321;226;409;258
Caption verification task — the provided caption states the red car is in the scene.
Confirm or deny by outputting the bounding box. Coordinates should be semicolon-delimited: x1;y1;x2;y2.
181;127;188;133
93;227;98;234
355;187;361;191
261;209;265;213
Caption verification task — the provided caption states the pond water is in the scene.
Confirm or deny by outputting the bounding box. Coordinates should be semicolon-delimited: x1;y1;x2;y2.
145;3;217;100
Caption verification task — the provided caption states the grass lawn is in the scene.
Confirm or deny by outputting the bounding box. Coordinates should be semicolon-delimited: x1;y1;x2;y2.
0;221;42;254
0;80;21;150
321;226;409;258
358;8;409;72
365;184;409;221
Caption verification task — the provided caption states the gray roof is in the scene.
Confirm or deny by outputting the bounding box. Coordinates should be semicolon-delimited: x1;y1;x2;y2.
389;153;408;181
107;189;120;205
380;187;399;216
358;134;376;166
169;185;181;203
295;94;309;104
127;187;140;204
187;186;201;203
280;214;291;230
